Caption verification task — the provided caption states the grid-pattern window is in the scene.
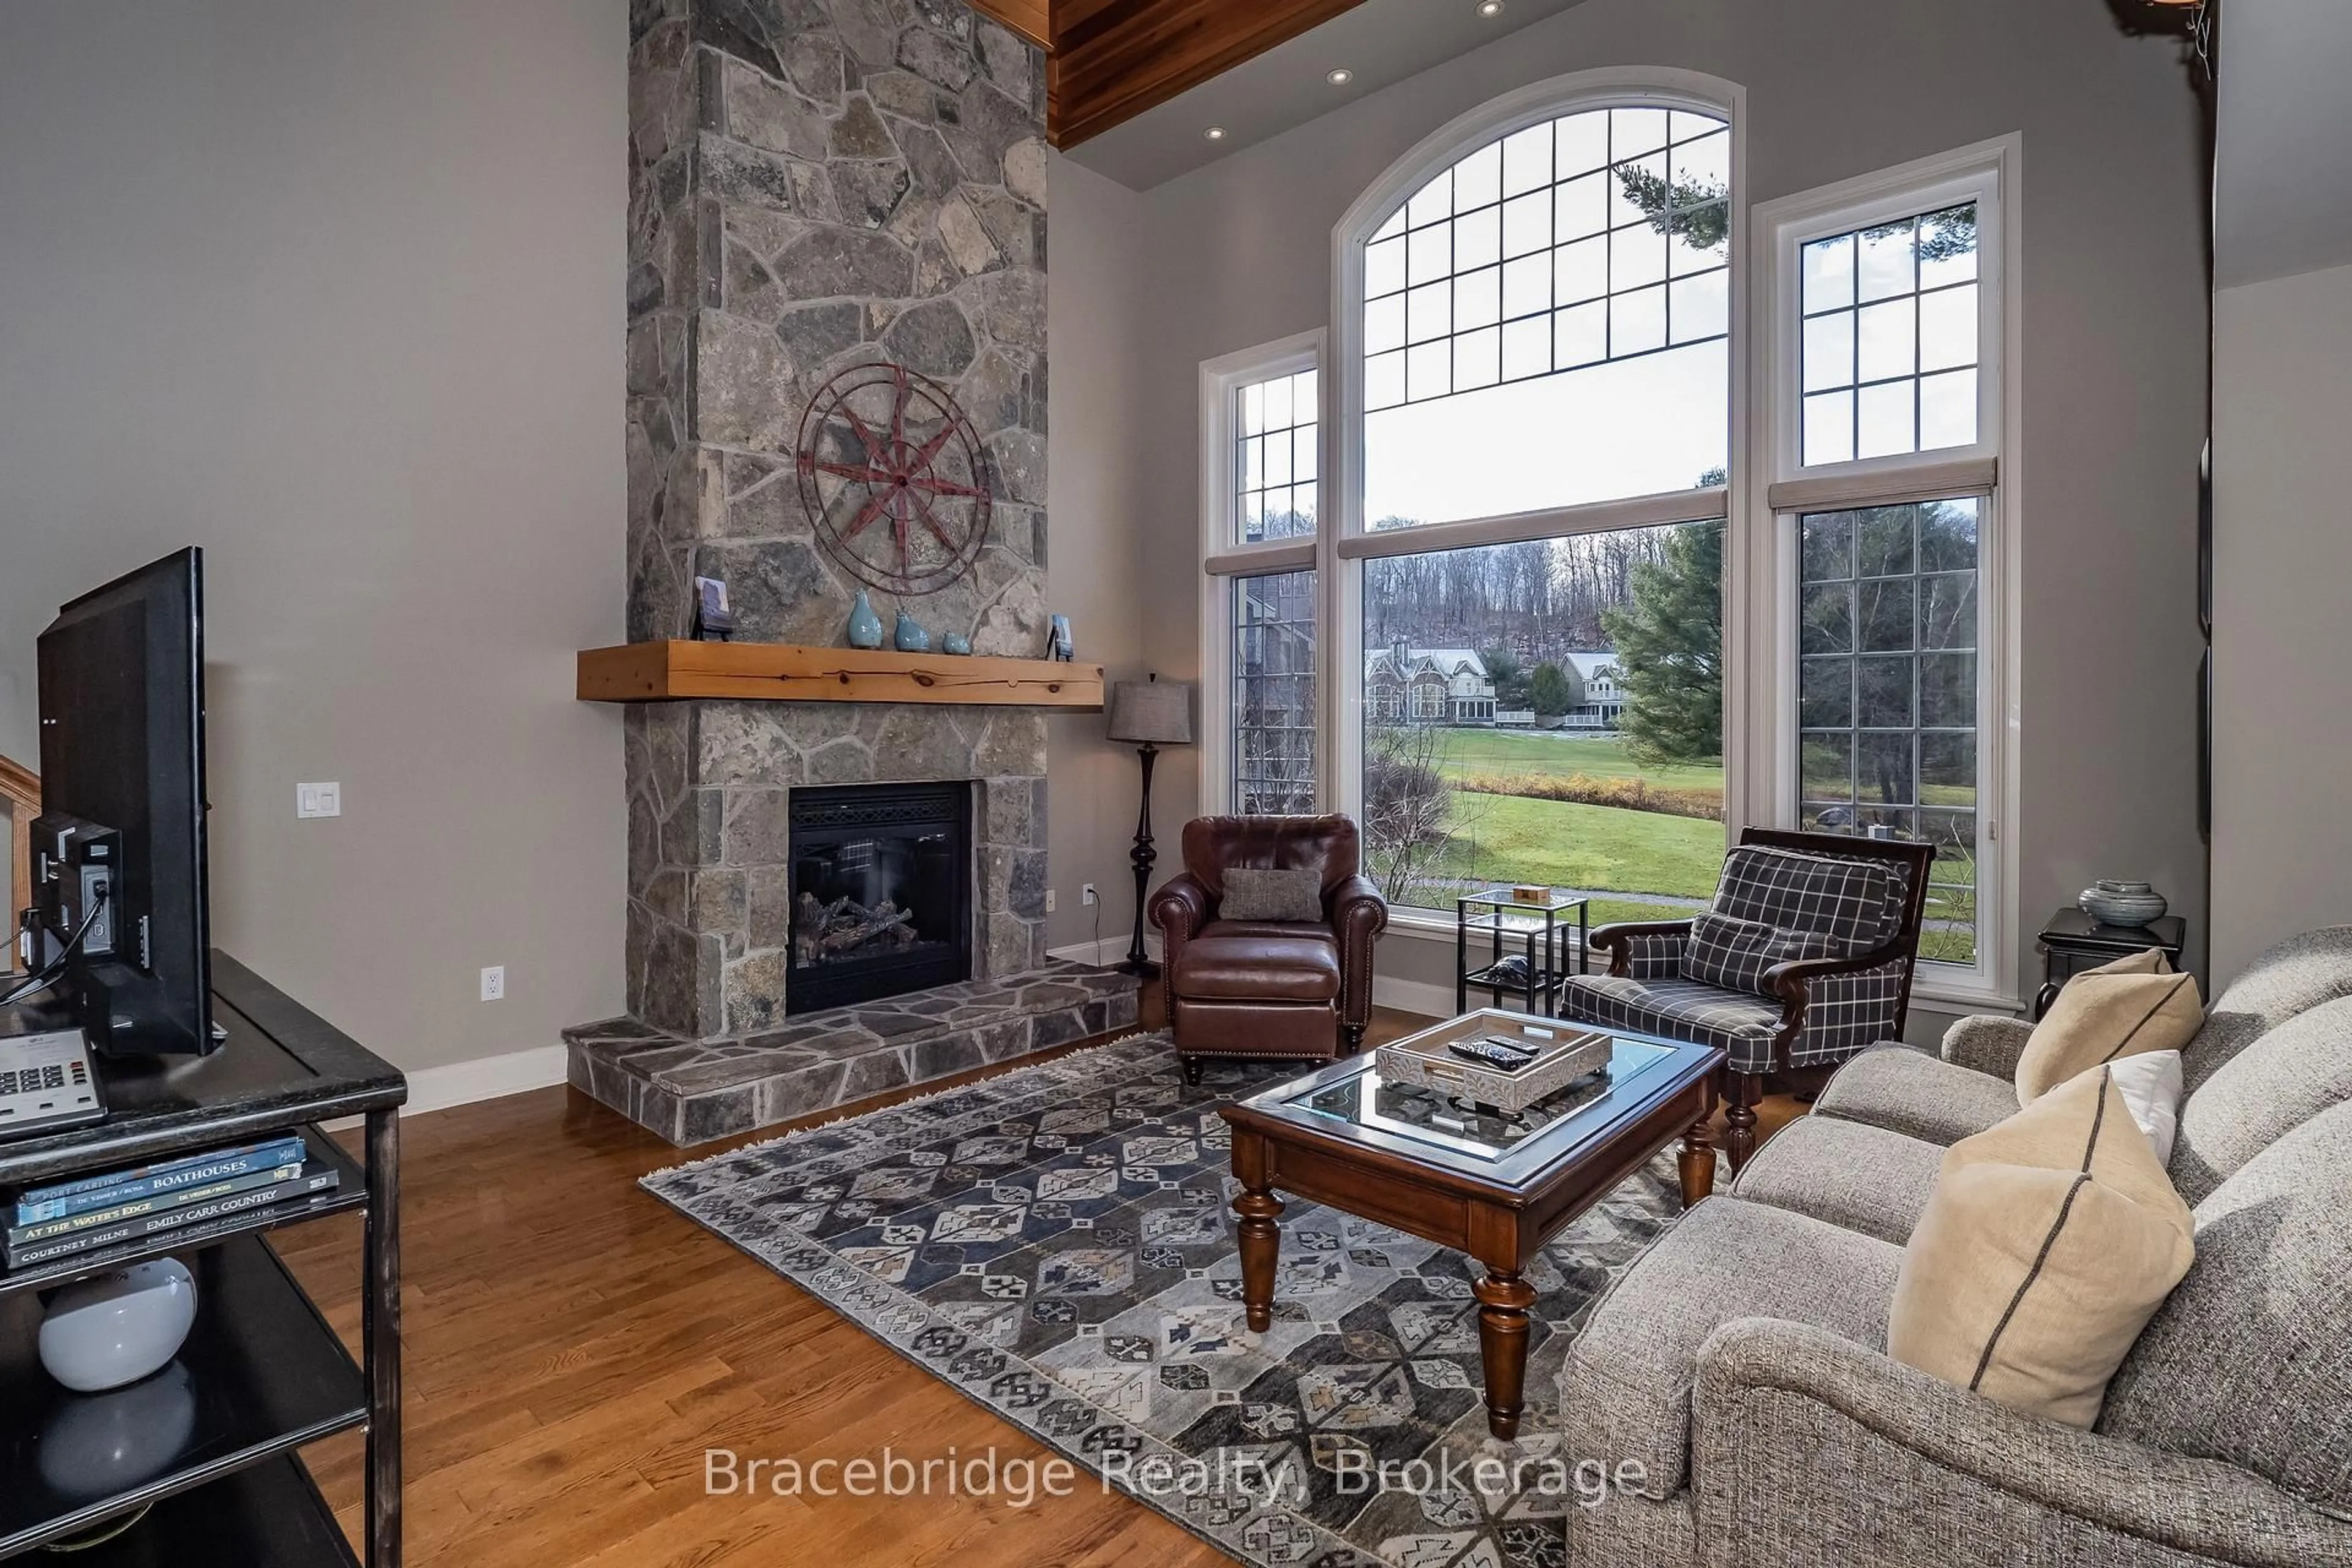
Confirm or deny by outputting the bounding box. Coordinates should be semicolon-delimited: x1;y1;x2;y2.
1237;370;1318;543
1363;107;1730;413
1800;205;1979;466
1797;498;1981;963
1232;571;1317;813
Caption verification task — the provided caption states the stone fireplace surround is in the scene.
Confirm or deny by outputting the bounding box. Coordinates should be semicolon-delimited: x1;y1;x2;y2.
623;699;1052;1039
566;0;1139;1147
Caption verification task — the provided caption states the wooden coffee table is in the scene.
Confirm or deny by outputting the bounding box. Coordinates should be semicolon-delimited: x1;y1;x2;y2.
1219;1020;1724;1439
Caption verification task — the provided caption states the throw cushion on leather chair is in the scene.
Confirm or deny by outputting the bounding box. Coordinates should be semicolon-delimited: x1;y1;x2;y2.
1888;1063;2196;1428
2015;957;2204;1104
1217;867;1326;923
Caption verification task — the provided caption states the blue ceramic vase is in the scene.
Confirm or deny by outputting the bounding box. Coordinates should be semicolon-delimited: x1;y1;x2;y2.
893;611;929;652
940;631;972;656
846;590;884;649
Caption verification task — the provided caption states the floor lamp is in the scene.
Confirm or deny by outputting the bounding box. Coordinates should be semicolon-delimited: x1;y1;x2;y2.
1106;675;1194;978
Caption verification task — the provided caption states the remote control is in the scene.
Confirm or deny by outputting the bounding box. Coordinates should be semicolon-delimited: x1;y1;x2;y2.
1449;1038;1537;1073
1482;1035;1542;1058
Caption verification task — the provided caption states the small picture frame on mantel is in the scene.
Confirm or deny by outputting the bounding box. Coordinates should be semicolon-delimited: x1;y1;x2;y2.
693;576;734;642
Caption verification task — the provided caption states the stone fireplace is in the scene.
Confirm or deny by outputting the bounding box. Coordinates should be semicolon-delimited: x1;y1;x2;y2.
622;0;1055;1036
565;0;1137;1146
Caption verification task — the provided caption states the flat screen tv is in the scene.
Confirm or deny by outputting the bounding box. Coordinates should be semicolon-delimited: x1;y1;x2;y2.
32;548;214;1055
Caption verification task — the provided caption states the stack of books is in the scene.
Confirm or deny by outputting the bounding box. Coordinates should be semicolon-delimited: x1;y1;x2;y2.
6;1131;339;1271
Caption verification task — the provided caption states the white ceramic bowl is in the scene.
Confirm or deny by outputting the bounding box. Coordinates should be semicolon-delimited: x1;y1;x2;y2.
2079;880;2169;929
37;1257;198;1393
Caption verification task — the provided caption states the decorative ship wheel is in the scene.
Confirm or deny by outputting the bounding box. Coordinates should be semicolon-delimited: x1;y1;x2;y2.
795;361;992;596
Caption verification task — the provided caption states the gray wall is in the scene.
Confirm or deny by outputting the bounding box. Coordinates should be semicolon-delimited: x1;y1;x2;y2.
0;0;630;1072
1116;0;2209;1005
1044;153;1160;954
2206;0;2352;984
2209;262;2352;981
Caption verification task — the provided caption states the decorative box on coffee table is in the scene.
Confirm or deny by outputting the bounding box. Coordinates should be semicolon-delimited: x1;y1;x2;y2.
1374;1008;1613;1116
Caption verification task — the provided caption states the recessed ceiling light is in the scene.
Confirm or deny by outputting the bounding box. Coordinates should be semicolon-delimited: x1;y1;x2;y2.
1204;125;1227;141
1327;67;1355;86
1478;0;1506;15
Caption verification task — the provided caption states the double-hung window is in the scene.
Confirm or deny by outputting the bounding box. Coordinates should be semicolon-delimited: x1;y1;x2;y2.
1757;137;2018;1000
1200;334;1323;815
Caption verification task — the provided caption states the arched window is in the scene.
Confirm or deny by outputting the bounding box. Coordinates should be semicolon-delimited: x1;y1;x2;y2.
1332;79;1738;919
1359;102;1732;529
1197;77;2018;1002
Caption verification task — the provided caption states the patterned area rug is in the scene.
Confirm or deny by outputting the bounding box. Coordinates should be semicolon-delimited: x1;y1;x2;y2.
642;1033;1682;1568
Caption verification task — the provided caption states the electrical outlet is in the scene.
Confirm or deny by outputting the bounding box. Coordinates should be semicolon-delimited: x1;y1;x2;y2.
1082;883;1099;907
296;782;341;818
1044;888;1057;913
480;965;505;1002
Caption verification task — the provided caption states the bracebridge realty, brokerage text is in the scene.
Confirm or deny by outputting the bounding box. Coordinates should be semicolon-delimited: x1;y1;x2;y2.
703;1446;1649;1510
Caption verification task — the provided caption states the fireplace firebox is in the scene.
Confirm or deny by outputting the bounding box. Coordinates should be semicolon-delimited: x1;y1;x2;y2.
786;782;973;1014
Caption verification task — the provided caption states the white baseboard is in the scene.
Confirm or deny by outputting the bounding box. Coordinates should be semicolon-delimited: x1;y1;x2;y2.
1049;933;1161;968
405;1043;570;1115
323;1042;571;1129
1373;974;1455;1021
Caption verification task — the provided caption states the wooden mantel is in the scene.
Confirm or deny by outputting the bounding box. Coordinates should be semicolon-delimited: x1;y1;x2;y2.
576;640;1105;709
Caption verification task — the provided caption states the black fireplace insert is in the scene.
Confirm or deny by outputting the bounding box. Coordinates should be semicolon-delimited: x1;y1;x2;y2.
785;781;973;1014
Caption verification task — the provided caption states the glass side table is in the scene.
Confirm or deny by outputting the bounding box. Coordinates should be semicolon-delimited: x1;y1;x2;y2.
1457;888;1589;1017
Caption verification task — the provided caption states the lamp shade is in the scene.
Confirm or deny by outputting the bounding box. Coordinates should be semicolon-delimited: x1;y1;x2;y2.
1107;679;1194;745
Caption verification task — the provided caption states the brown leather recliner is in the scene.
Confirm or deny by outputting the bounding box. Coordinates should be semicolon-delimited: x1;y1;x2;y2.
1149;815;1387;1083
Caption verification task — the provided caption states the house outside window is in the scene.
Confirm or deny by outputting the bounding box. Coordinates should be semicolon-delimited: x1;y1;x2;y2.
1332;77;1739;925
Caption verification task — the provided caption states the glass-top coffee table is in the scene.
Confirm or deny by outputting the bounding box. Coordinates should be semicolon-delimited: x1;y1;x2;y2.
1218;1017;1724;1439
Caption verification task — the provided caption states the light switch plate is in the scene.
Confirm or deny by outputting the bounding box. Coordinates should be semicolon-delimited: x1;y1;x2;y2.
296;782;342;818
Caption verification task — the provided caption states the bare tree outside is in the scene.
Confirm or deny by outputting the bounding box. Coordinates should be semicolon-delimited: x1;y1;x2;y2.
1362;720;1466;902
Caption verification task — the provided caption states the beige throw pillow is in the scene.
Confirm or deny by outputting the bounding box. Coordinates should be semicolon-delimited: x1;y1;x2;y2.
1889;1065;2196;1427
2013;954;2202;1105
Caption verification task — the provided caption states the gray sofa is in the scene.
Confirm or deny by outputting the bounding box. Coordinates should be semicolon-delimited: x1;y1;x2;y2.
1558;927;2352;1567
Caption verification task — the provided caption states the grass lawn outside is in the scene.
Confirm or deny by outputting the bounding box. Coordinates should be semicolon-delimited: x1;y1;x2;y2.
1373;727;1983;965
1432;731;1725;799
1390;792;1727;927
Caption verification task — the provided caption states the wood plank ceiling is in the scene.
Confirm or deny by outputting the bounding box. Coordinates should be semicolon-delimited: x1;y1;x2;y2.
971;0;1374;149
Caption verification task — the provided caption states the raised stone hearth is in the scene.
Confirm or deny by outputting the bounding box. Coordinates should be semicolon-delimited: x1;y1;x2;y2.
565;961;1138;1145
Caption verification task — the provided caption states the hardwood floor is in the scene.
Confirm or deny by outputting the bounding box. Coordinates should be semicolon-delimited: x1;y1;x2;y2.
277;1001;1801;1565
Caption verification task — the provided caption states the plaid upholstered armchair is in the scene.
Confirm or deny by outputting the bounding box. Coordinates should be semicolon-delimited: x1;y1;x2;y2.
1558;828;1933;1177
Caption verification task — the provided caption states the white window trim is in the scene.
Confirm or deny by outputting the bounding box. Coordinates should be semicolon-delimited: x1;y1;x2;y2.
1327;66;1750;903
1747;134;2024;1012
1199;330;1327;816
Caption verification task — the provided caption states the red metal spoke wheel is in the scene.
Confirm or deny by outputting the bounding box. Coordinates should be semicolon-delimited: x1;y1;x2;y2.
796;361;992;597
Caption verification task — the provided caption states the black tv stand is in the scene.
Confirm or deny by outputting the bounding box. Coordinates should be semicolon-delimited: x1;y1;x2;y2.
0;951;405;1566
